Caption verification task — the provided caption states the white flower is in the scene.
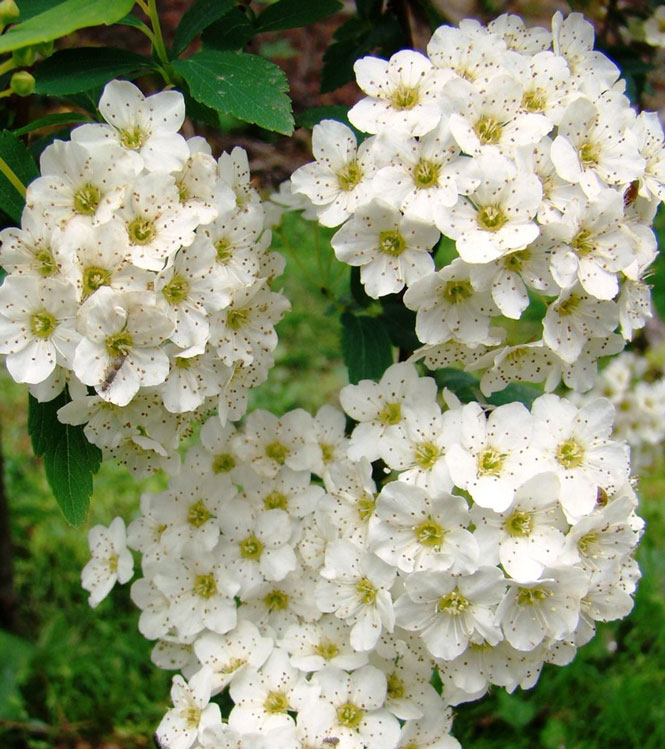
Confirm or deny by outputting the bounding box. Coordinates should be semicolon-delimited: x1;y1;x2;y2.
349;50;446;136
290;119;376;227
331;198;438;297
72;79;189;173
369;482;478;574
495;566;588;650
317;540;396;651
471;472;568;582
73;287;174;406
644;6;665;47
156;667;222;749
0;275;79;384
531;394;630;519
395;566;506;660
81;517;133;608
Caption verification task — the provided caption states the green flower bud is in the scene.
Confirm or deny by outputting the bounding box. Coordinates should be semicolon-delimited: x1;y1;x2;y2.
35;40;54;58
10;71;35;97
0;0;19;24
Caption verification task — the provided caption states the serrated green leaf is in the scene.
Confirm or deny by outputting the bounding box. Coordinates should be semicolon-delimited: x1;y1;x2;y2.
173;49;293;135
28;392;102;526
350;266;372;308
255;0;342;32
12;111;91;136
321;38;368;93
341;311;394;384
33;48;154;96
0;130;39;223
0;0;136;54
295;105;350;129
202;7;256;51
173;0;236;55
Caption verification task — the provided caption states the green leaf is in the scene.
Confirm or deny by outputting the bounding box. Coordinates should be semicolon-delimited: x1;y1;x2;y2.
15;0;62;21
0;129;39;223
255;0;342;32
321;37;368;93
202;8;256;51
0;0;136;54
28;391;102;525
341;311;394;384
173;0;236;55
0;630;34;720
379;302;420;352
12;111;91;136
172;49;294;135
295;105;350;129
33;48;154;96
350;266;372;308
487;382;540;408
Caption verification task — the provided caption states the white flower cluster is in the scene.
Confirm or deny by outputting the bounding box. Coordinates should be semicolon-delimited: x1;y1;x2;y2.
0;80;288;475
290;11;665;395
569;350;665;469
87;360;642;748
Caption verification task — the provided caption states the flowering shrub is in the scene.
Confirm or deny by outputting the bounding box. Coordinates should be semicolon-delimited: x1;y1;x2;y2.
1;2;664;747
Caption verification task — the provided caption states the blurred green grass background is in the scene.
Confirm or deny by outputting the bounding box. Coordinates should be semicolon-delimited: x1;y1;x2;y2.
0;212;664;748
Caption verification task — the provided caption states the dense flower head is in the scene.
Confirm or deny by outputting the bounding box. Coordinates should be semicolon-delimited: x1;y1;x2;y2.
97;358;641;747
0;80;289;476
290;10;665;396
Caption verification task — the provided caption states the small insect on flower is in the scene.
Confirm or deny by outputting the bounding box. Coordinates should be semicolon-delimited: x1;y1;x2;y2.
100;354;128;393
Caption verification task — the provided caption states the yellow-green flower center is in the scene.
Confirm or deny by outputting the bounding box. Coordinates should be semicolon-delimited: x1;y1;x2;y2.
320;442;335;463
264;490;288;511
264;691;289;714
477;447;506;476
73;183;101;216
180;705;201;728
30;310;56;339
556;438;585;469
378;229;406;257
571;228;595;256
187;499;212;528
414;441;440;469
337;160;363;192
413;158;440;189
474;115;503;145
337;701;364;728
127;216;156;246
239;534;264;560
505;510;533;537
193;573;217;598
264;588;290;610
105;330;133;358
477;204;507;232
108;554;118;572
315;639;339;660
522;89;546;112
215;238;232;262
265;440;290;464
438;590;470;615
577;531;598;556
516;586;549;606
554;294;581;317
220;656;246;674
503;249;529;272
357;493;376;521
579;142;599;168
212;453;236;473
442;279;473;304
387;672;405;700
226;308;249;330
120;125;146;150
414;517;445;548
35;248;57;277
162;273;190;305
390;84;419;110
379;401;402;425
82;265;111;297
356;577;377;604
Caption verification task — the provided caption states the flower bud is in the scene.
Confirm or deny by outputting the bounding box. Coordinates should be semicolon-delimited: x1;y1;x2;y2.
0;0;19;24
10;70;35;97
11;46;37;67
